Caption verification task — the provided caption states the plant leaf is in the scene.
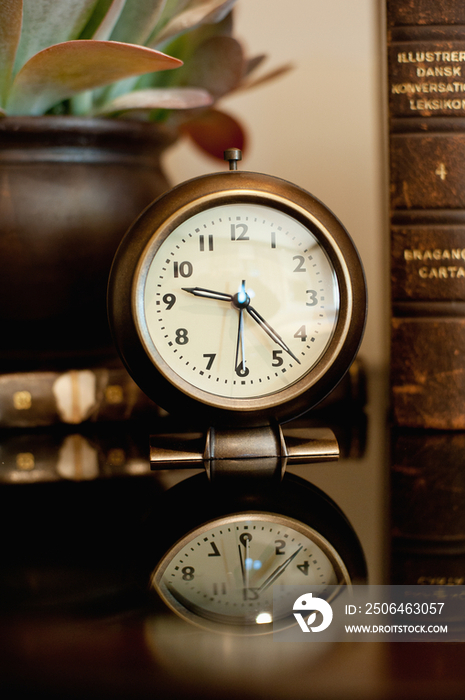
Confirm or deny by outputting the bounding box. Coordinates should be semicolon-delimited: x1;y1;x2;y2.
139;10;233;91
150;0;238;47
0;0;23;107
176;35;243;99
147;0;193;41
180;108;246;160
95;86;212;114
109;0;166;46
240;63;294;92
244;55;268;78
13;0;99;75
7;40;182;116
85;0;126;41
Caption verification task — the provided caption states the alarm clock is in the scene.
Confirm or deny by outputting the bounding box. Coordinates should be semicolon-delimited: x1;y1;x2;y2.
107;149;366;429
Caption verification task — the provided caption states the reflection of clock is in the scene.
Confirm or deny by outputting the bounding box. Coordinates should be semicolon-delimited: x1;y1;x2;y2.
108;150;366;427
152;512;347;631
148;473;367;633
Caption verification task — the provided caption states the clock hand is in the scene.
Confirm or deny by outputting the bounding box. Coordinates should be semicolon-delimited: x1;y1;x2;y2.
183;283;299;365
235;307;247;375
234;280;247;376
246;305;301;365
238;543;246;588
257;545;303;593
182;286;232;302
238;537;252;600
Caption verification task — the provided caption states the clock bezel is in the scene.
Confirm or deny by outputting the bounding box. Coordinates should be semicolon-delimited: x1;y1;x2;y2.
108;170;366;426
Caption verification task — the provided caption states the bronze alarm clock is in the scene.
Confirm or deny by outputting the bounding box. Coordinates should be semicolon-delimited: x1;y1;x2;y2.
108;149;366;428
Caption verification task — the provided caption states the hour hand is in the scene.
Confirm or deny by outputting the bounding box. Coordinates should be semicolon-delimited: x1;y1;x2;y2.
182;286;232;302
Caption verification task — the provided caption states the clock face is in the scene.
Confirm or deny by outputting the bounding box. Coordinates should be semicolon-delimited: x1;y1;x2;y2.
151;512;349;630
138;203;339;402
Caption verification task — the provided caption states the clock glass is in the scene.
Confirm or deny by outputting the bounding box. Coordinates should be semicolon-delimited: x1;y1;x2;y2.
137;202;339;403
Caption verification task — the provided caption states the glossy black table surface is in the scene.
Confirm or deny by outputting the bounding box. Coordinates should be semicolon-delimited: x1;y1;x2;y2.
1;370;465;700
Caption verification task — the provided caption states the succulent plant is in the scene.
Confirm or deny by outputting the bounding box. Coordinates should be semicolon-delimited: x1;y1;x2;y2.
0;0;287;158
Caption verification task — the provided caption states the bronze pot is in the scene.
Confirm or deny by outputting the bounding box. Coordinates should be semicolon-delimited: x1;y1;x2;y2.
0;116;174;370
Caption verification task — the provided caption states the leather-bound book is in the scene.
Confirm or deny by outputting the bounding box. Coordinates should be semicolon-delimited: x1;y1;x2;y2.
388;0;465;428
390;429;465;585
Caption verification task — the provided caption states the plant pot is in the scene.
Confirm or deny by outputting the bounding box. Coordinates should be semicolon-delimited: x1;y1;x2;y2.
0;116;175;370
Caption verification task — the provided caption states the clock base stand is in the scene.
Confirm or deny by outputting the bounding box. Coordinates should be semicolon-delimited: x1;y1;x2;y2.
150;424;339;481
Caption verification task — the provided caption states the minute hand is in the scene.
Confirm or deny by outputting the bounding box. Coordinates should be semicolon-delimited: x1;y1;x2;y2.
246;306;301;365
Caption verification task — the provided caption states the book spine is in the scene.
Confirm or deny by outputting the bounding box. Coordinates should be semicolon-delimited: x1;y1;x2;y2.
391;429;465;584
388;1;465;428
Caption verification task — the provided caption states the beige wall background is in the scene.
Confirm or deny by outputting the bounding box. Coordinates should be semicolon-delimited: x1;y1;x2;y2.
164;0;388;371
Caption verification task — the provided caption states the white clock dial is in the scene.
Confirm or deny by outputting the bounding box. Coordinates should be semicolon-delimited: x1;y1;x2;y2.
151;512;349;629
140;203;339;401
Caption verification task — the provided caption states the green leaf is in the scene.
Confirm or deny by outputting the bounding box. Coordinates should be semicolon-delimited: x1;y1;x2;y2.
0;0;22;107
94;86;212;114
95;7;235;104
82;0;125;41
77;1;167;107
163;9;234;65
149;0;238;47
148;0;191;39
139;11;233;91
109;0;166;46
13;0;100;75
7;40;182;115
